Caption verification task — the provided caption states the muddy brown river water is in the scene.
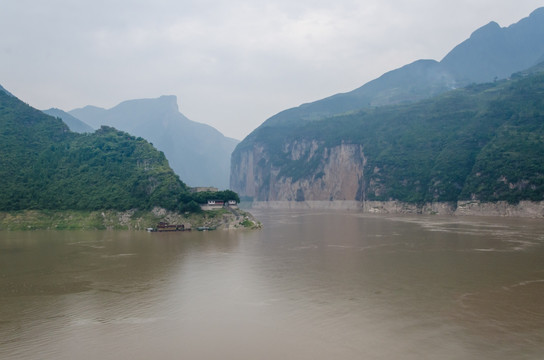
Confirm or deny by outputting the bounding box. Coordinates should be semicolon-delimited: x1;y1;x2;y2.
1;210;543;359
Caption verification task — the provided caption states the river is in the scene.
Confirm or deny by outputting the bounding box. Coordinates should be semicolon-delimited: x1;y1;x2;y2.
1;210;544;359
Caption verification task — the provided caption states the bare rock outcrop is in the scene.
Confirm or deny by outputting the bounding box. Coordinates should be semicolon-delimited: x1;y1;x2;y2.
231;141;365;202
232;140;544;218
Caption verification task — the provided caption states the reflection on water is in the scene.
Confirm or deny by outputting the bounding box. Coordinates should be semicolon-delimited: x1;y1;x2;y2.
1;211;544;359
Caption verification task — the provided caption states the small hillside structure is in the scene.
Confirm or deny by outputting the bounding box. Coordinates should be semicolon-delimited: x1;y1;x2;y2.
200;199;238;211
207;200;224;207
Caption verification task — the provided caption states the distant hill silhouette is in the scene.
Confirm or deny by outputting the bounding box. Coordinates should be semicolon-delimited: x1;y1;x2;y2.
258;7;544;128
441;8;544;83
70;96;239;189
42;108;94;133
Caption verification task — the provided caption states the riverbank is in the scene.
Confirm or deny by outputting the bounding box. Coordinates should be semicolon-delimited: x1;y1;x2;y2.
250;200;544;218
0;207;262;231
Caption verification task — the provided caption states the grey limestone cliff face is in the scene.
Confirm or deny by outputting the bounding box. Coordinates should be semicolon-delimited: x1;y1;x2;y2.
231;140;366;201
231;141;544;218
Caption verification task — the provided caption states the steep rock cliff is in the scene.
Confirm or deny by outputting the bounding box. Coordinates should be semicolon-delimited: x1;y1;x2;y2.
231;140;366;201
231;69;544;208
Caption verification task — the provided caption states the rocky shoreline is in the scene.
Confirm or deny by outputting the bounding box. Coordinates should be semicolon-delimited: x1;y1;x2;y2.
0;207;262;231
251;200;544;218
149;207;261;231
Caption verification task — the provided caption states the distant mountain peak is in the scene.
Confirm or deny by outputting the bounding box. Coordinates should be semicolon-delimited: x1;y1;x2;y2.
530;7;544;17
159;94;177;102
156;94;179;112
469;21;501;40
83;104;104;110
439;8;544;83
112;95;180;118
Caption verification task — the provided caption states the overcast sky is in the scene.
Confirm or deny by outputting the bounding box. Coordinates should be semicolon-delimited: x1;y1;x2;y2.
1;1;542;139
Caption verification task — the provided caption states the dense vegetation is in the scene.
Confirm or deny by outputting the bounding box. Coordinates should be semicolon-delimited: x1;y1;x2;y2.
0;90;238;212
233;68;544;204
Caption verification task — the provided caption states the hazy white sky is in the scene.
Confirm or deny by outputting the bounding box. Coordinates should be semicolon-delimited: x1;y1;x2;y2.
1;0;542;139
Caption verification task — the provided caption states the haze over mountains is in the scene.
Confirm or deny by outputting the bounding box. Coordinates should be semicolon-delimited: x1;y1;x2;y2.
256;8;544;128
3;7;544;211
42;108;94;134
231;8;544;211
0;88;194;212
67;96;239;189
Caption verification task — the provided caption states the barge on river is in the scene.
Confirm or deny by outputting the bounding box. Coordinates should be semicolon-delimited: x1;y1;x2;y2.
148;222;190;232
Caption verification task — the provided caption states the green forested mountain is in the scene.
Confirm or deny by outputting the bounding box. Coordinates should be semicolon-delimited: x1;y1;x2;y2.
231;8;544;206
231;68;544;204
0;89;235;212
